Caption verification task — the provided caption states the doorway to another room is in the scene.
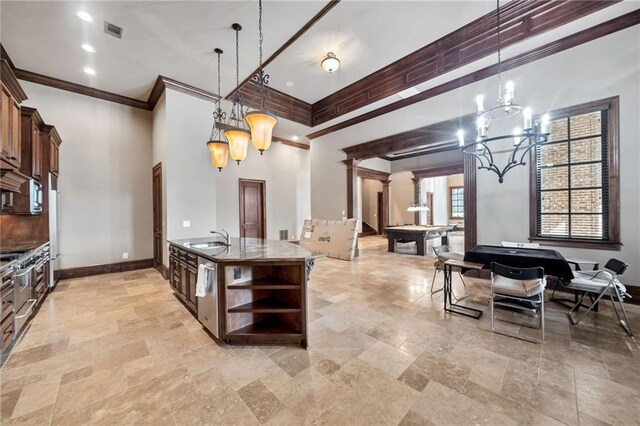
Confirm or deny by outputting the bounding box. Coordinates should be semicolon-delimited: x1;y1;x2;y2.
152;163;163;274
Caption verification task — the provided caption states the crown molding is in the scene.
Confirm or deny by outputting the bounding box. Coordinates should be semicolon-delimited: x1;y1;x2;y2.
309;9;640;140
148;75;220;110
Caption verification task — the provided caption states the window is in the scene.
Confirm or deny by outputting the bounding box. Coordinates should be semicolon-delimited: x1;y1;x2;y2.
530;97;620;249
450;186;464;219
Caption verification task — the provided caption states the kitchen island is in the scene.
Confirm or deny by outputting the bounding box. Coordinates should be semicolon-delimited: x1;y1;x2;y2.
167;237;320;349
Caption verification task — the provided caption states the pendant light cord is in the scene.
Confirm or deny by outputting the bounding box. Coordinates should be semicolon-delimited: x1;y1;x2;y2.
217;50;222;103
236;27;240;90
496;0;502;103
258;0;263;70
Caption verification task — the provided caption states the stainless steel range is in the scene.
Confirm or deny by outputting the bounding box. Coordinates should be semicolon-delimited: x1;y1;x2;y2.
1;244;50;336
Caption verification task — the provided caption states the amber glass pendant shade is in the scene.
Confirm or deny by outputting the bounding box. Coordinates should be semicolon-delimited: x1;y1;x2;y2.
207;140;229;172
224;129;251;164
245;111;277;154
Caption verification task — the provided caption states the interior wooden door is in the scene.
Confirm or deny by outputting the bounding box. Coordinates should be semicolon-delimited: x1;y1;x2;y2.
152;163;163;273
239;179;266;239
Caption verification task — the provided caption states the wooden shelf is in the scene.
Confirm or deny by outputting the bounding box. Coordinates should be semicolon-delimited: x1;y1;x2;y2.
227;277;300;290
228;297;300;313
227;318;300;336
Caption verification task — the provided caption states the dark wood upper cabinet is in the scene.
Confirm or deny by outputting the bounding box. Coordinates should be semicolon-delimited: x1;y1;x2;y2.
42;124;61;178
20;107;45;181
0;60;27;172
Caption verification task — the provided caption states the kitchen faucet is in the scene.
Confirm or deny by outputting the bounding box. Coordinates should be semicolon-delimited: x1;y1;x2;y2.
210;229;230;246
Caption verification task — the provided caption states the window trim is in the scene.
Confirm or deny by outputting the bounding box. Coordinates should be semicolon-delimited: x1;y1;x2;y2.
449;186;464;219
529;96;620;250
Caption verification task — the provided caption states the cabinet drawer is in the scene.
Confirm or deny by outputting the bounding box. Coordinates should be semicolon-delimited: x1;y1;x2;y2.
186;252;197;267
169;245;178;256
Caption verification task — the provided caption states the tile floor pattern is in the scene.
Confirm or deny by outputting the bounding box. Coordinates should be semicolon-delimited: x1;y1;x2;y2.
1;236;639;425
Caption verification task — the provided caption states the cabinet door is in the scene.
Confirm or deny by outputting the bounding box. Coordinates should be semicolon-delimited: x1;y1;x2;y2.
32;125;42;179
169;256;179;290
179;261;188;298
50;142;59;175
1;87;11;162
9;99;21;167
187;265;198;311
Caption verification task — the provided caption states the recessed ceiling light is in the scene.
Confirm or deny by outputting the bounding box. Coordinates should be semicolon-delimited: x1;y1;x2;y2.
83;67;96;75
285;81;294;87
81;43;95;53
292;135;299;141
76;11;93;22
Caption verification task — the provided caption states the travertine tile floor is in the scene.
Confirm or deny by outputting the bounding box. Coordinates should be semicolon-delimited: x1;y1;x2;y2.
1;236;639;425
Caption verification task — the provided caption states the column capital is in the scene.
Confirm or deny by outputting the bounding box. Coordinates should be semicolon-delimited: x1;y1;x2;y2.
342;158;361;169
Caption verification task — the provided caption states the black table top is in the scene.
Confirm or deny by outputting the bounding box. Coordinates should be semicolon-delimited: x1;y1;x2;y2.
464;245;574;281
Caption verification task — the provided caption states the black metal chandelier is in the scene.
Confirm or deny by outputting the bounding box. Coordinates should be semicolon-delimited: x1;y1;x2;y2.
457;0;550;184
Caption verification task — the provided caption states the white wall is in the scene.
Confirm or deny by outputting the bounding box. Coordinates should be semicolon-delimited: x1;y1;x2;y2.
422;176;448;225
389;171;413;225
311;27;640;284
19;81;153;268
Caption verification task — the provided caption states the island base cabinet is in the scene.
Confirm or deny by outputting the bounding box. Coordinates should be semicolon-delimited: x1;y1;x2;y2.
222;263;307;348
168;247;197;314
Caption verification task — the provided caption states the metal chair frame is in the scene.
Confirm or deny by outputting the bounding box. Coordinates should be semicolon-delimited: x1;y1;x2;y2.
490;262;546;344
566;259;633;337
431;245;469;301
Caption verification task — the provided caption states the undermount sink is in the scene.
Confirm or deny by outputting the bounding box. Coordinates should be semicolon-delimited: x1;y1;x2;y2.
188;241;228;249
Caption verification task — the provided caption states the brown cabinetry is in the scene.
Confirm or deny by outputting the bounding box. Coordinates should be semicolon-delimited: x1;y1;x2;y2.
0;268;15;353
1;85;22;169
168;246;198;313
19;107;44;181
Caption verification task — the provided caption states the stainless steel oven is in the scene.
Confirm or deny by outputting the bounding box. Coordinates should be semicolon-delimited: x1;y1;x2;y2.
29;179;44;214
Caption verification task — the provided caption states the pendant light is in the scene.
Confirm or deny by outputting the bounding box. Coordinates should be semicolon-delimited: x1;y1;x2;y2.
207;48;229;172
245;0;277;155
224;23;251;165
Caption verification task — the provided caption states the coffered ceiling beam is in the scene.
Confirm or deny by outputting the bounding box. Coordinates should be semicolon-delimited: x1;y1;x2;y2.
308;8;640;140
310;0;618;127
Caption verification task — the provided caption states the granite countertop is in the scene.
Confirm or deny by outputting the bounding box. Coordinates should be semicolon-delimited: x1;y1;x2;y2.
0;241;49;254
168;237;322;263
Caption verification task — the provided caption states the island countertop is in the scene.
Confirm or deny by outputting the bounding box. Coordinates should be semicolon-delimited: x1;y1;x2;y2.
167;237;319;263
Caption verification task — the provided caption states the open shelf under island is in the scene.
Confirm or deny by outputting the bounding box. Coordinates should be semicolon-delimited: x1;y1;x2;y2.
167;237;321;349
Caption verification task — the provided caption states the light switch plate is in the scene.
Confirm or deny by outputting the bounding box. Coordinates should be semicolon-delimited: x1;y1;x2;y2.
122;253;128;259
183;221;190;228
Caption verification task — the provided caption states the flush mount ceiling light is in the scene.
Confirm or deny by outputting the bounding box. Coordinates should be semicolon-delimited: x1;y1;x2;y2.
83;67;96;75
224;23;251;165
285;81;294;87
456;0;549;184
245;0;278;155
81;43;95;53
207;48;229;172
291;135;299;141
76;11;93;22
321;52;340;73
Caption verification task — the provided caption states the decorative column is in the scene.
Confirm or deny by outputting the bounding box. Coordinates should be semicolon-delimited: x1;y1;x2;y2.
342;158;360;218
411;176;422;225
463;154;477;251
381;179;391;236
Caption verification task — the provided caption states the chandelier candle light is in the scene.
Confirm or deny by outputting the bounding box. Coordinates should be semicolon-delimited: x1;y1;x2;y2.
457;0;550;183
245;0;277;155
224;23;251;165
207;48;229;172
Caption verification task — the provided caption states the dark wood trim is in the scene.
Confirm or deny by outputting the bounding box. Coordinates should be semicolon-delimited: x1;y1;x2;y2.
380;180;390;234
216;122;309;151
238;82;312;126
529;96;620;249
308;10;640;140
310;0;616;126
412;177;421;225
1;60;27;103
343;114;475;160
412;163;464;180
357;167;390;182
238;178;267;239
14;68;149;110
148;75;220;110
464;155;477;251
271;136;310;150
342;159;360;218
227;0;342;99
0;44;16;70
383;144;459;161
60;258;155;280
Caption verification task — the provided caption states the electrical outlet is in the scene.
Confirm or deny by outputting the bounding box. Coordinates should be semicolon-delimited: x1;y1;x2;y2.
122;253;128;259
183;220;190;228
233;267;241;280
